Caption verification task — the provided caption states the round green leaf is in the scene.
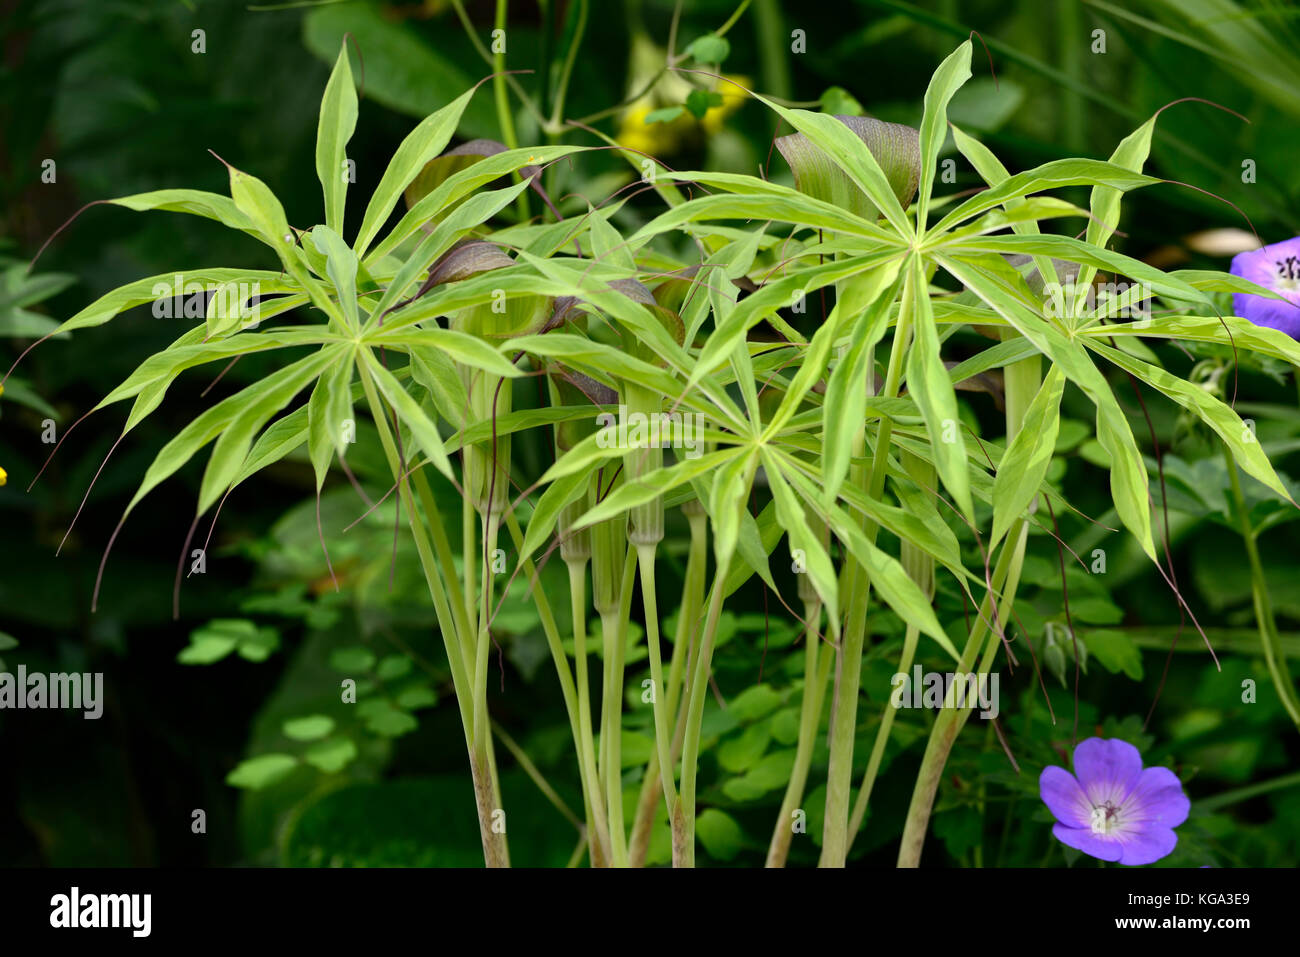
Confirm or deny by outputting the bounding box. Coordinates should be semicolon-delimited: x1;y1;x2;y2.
283;715;336;741
226;754;299;791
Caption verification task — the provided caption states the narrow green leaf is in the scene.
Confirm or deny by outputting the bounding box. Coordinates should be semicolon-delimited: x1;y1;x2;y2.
942;254;1155;558
928;158;1160;236
126;349;334;518
751;96;914;237
917;40;973;232
316;41;359;234
991;366;1064;548
574;449;739;529
307;346;356;488
1087;339;1292;503
762;450;840;629
518;469;591;566
905;257;973;521
821;272;901;504
370;327;523;380
310;225;360;329
361;348;454;479
709;451;756;567
353;88;475;257
197;350;338;514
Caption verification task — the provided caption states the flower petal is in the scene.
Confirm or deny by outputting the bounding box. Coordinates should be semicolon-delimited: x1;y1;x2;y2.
1072;737;1143;808
1231;292;1300;339
1113;825;1179;867
1051;823;1122;863
1230;240;1300;339
1039;765;1092;829
1122;766;1191;830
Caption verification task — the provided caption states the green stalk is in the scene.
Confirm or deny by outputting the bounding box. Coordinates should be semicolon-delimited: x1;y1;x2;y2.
491;0;530;224
462;495;478;666
673;551;731;867
411;470;475;650
565;553;614;864
623;381;678;820
1222;439;1300;729
897;517;1028;867
896;347;1041;867
629;503;707;865
766;599;830;866
846;622;919;846
637;543;678;811
1197;768;1300;813
547;0;589;131
752;0;791;101
357;360;506;867
501;510;602;860
598;546;637;866
848;452;936;850
1059;0;1086;155
819;268;914;867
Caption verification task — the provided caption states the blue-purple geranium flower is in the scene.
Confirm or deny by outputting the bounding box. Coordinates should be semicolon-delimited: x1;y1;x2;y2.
1230;237;1300;339
1039;737;1189;866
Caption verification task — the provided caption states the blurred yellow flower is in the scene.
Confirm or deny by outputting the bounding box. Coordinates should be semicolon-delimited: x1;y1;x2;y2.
614;33;747;157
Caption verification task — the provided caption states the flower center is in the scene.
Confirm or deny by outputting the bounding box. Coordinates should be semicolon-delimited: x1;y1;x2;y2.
1089;802;1121;835
1274;256;1300;291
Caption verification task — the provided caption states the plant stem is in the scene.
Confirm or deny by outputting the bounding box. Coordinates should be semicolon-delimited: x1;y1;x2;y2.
1222;439;1300;729
566;556;613;862
629;506;707;865
752;0;791;101
895;346;1040;867
462;495;478;664
674;546;734;867
491;0;531;224
715;0;754;38
599;547;637;866
846;622;919;847
766;600;829;866
501;506;609;863
357;360;505;866
897;517;1026;867
638;543;679;812
1197;769;1300;813
819;267;914;867
548;0;589;129
412;470;475;646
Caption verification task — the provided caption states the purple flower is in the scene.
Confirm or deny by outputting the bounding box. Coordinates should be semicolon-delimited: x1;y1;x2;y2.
1039;737;1189;866
1230;237;1300;338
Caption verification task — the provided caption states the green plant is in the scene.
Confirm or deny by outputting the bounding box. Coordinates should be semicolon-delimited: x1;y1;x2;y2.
26;33;1300;869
